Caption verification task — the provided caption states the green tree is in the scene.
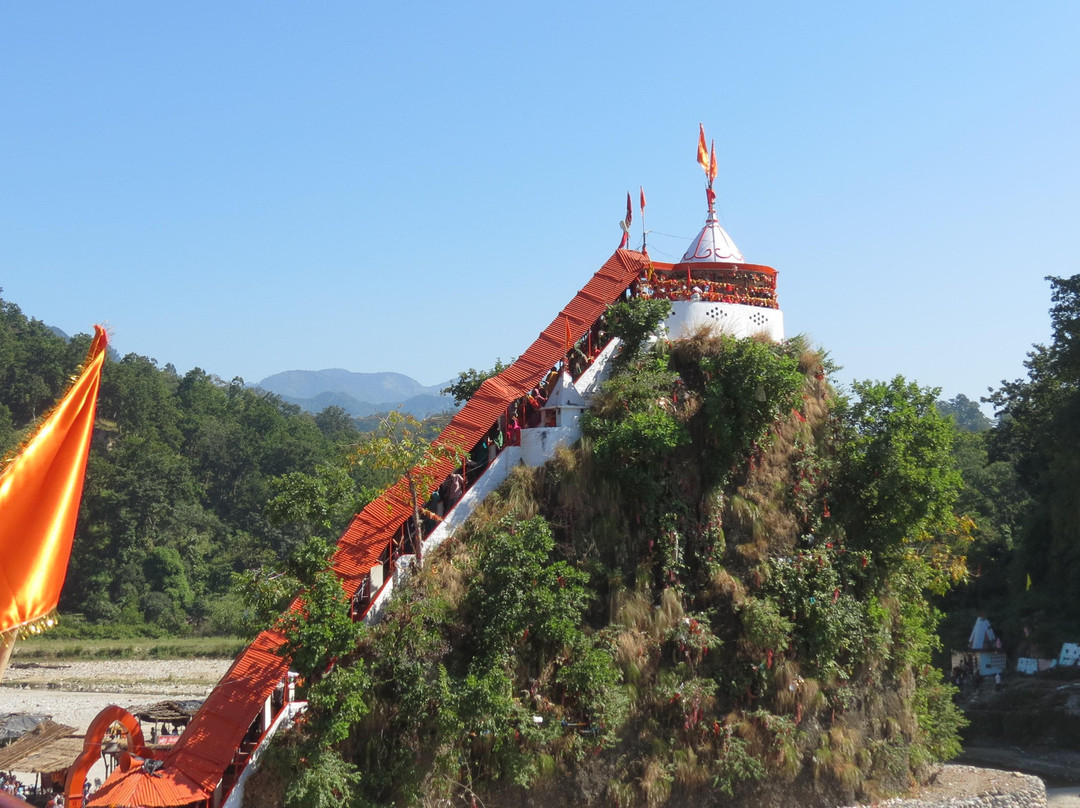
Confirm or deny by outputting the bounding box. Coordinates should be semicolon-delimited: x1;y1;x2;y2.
98;353;183;446
353;410;457;567
831;377;964;576
266;465;359;548
986;274;1080;623
441;358;512;406
313;405;361;447
0;296;80;429
604;297;672;368
470;516;590;663
937;393;992;432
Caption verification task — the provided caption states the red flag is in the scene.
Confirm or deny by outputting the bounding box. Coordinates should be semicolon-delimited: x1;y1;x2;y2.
0;326;107;636
709;140;717;182
624;192;632;229
564;316;573;354
697;124;709;172
640;186;646;211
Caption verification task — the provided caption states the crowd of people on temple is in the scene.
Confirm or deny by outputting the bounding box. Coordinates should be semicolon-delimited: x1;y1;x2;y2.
636;273;777;308
416;381;553;542
433;329;606;510
368;328;607;589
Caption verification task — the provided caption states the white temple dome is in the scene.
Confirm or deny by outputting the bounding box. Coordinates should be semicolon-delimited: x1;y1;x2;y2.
681;208;745;264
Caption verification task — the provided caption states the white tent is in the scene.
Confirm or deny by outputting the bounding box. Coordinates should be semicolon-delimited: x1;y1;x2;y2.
969;616;996;650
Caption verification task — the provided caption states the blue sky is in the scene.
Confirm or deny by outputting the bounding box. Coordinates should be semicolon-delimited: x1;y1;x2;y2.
2;2;1077;408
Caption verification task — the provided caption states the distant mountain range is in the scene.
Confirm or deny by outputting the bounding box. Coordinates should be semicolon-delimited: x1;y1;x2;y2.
48;319;455;419
254;369;457;419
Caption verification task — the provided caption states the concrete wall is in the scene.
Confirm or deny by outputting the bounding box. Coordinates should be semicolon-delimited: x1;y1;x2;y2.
664;301;784;342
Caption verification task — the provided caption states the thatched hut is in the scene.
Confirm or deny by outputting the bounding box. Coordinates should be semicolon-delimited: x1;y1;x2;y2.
0;714;51;747
0;719;82;795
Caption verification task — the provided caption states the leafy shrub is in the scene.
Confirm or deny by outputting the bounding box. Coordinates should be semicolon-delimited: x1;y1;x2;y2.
470;516;590;661
604;297;672;367
693;335;804;482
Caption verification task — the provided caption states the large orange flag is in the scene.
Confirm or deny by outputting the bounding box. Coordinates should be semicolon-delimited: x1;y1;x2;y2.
0;326;107;635
697;124;709;172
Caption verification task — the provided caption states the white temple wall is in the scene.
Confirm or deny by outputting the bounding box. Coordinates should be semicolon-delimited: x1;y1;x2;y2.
663;301;784;342
520;424;580;467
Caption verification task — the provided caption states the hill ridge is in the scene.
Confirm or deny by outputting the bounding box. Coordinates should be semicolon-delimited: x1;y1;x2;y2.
255;368;455;418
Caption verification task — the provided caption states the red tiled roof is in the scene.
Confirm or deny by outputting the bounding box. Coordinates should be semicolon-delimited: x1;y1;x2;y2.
85;763;205;807
89;249;648;806
162;630;290;790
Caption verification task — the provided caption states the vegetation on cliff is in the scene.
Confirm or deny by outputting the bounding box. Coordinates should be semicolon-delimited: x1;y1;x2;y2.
249;301;968;808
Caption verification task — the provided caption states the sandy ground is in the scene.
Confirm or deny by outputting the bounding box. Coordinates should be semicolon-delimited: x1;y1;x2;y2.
1047;788;1080;808
957;747;1080;808
892;764;1080;807
0;659;234;800
0;658;232;731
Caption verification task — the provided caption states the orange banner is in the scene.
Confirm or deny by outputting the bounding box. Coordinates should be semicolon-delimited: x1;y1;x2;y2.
0;326;107;634
697;124;709;172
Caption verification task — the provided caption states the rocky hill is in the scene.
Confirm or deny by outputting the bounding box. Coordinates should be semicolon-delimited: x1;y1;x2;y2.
246;312;969;808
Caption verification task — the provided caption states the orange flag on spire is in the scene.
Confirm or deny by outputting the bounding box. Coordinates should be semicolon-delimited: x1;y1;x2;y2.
697;124;709;172
640;186;646;211
564;316;573;354
709;140;718;182
0;326;107;635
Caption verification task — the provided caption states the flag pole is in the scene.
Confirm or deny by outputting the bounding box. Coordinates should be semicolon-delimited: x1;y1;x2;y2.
639;186;648;253
0;629;16;685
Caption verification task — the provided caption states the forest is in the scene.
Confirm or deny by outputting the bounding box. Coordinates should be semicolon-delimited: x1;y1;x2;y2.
0;292;443;637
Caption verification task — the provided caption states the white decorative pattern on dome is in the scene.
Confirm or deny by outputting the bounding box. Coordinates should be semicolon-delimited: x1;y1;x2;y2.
681;208;745;264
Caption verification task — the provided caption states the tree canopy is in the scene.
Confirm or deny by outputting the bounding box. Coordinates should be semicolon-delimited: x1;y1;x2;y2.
979;274;1080;631
0;292;378;636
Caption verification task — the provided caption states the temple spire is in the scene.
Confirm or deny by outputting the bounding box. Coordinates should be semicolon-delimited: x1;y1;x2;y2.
685;126;743;263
